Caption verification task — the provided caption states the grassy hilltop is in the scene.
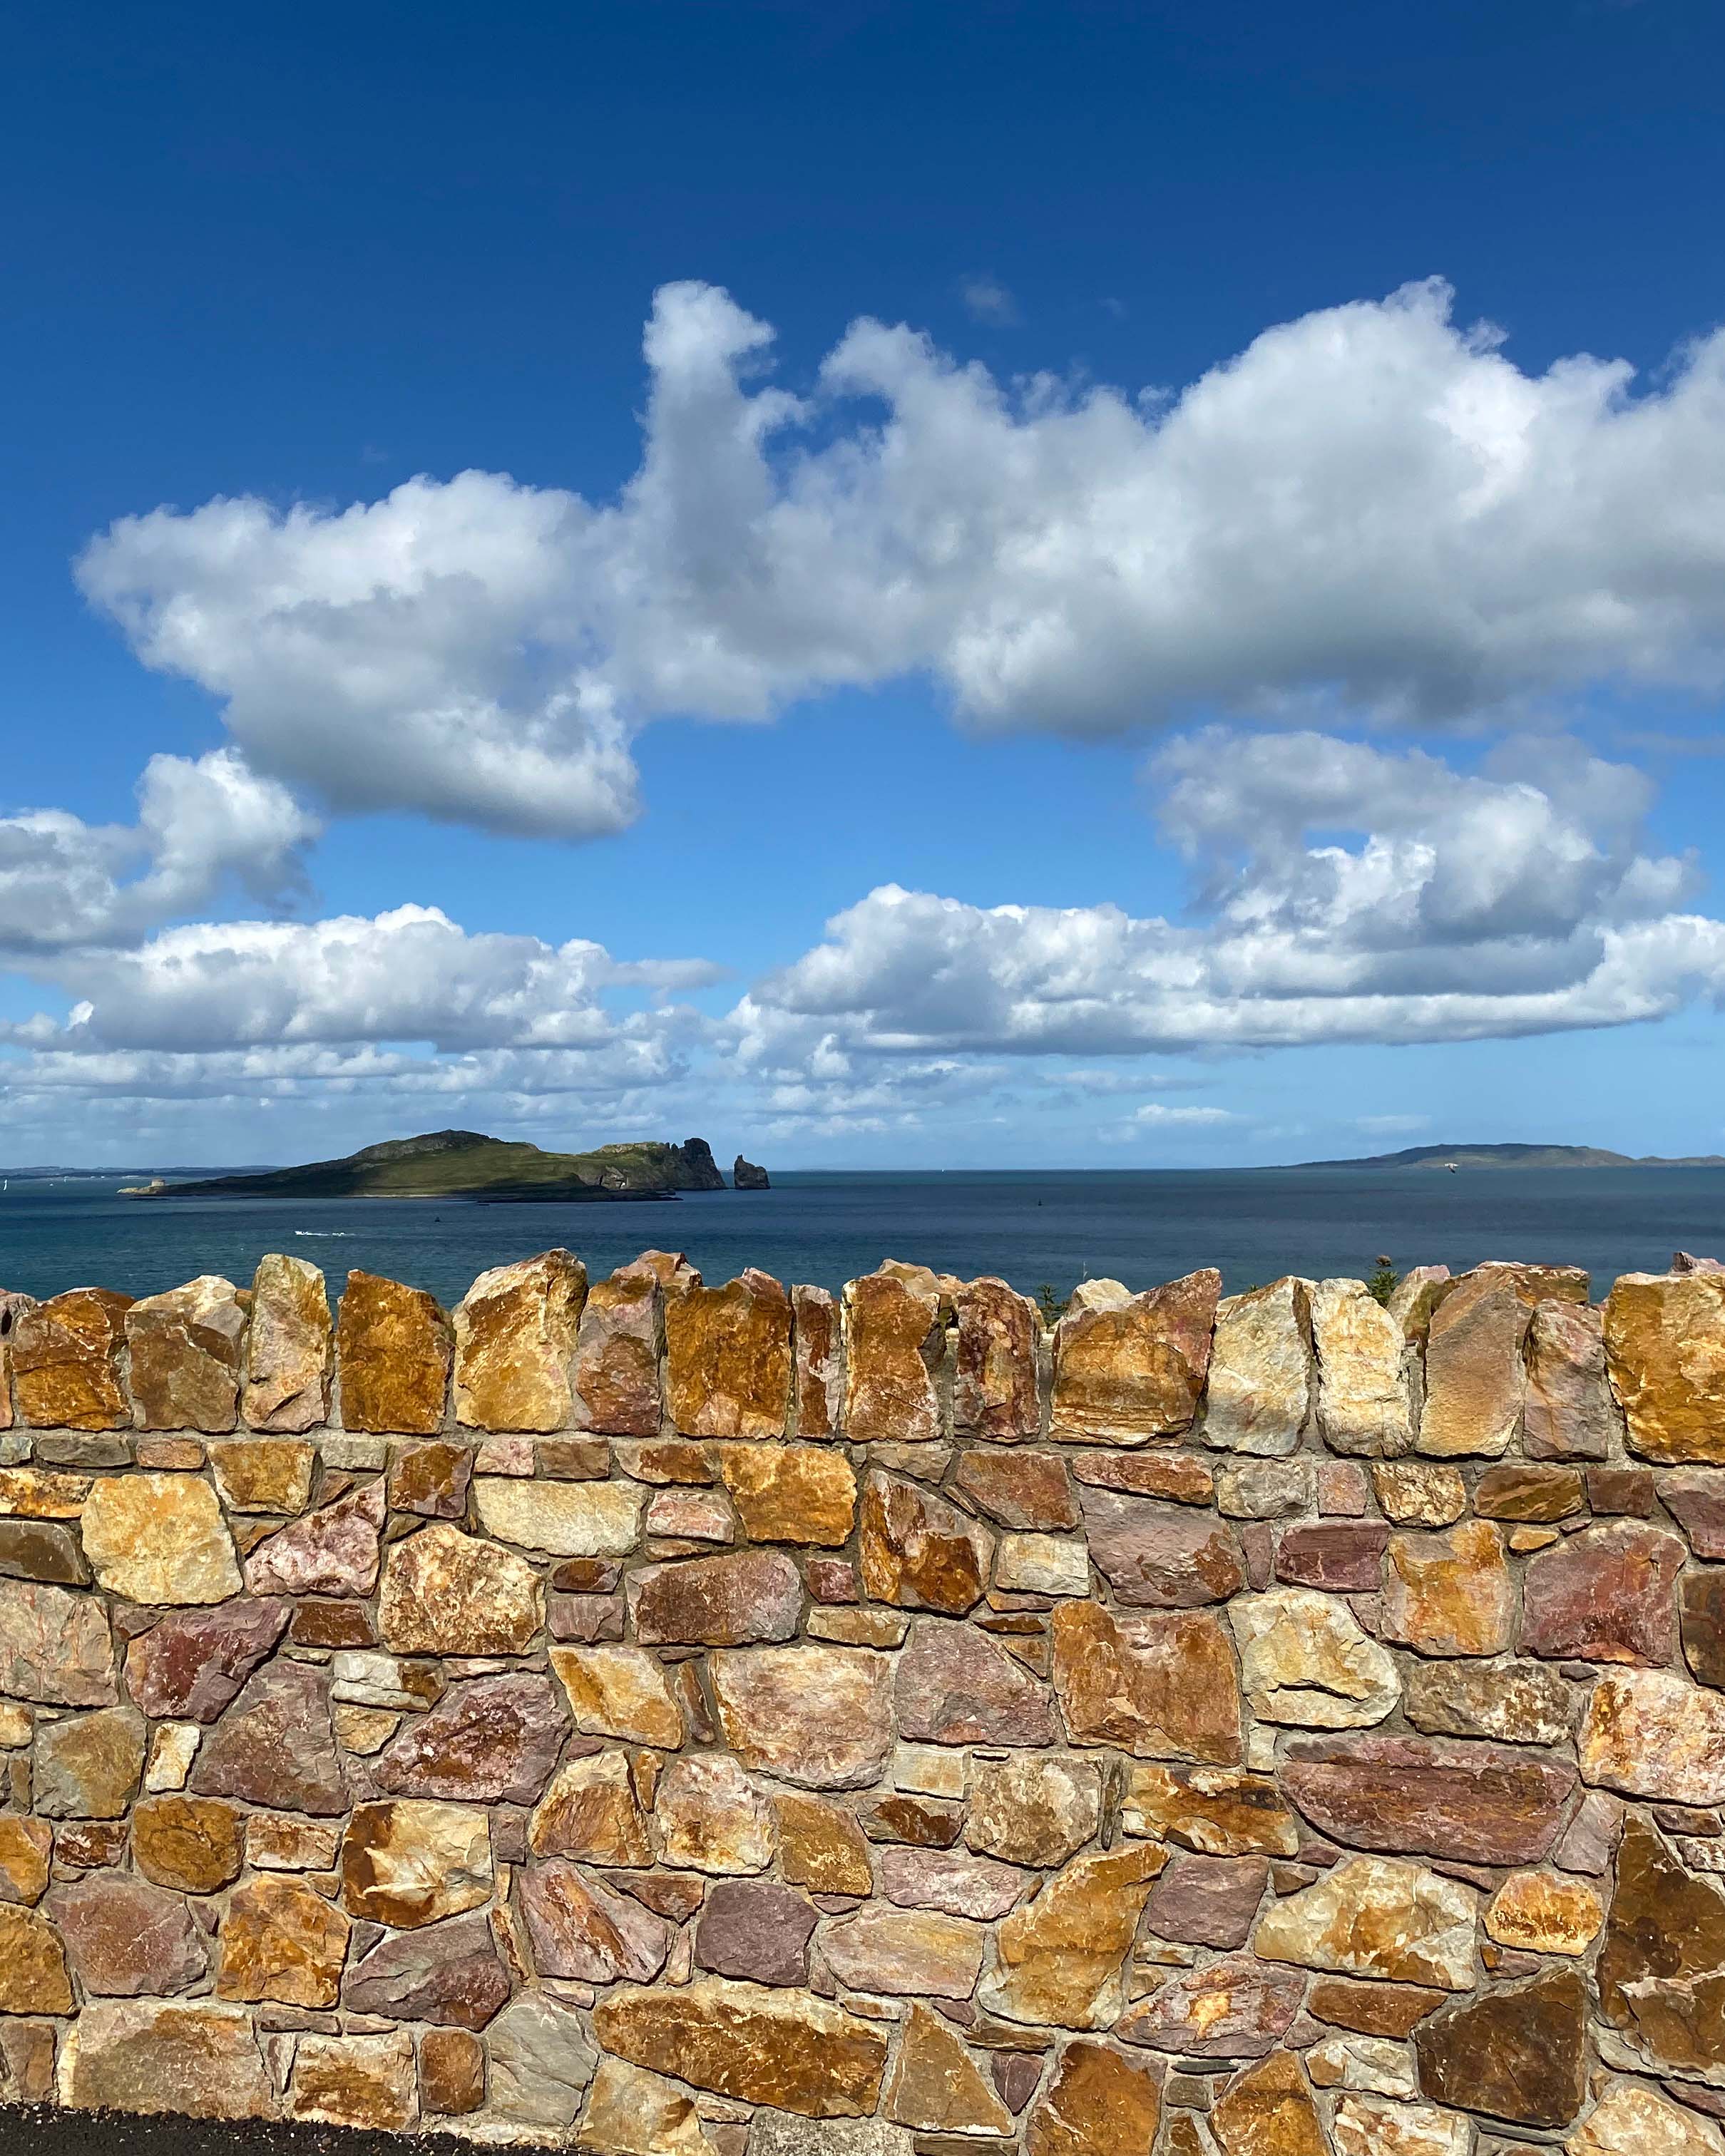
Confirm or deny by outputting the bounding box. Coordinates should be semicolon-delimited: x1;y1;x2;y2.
126;1130;731;1201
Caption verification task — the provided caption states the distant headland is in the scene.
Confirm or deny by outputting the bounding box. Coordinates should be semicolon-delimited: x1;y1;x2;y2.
1285;1141;1725;1171
121;1130;769;1201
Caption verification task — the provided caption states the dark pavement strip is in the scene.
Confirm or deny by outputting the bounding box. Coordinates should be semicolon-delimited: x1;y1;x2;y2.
4;2110;476;2156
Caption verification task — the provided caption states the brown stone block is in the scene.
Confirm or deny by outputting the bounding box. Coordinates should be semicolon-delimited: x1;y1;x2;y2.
0;1516;88;1583
1589;1462;1657;1515
952;1278;1040;1441
844;1268;946;1444
242;1255;330;1434
1522;1521;1684;1665
1050;1598;1242;1762
377;1521;543;1654
339;1799;492;1926
47;1874;206;1997
1414;1967;1587;2130
1381;1518;1514;1657
1071;1448;1215;1503
1274;1522;1388;1591
1304;1975;1446;2038
453;1249;585;1432
1280;1733;1576;1866
342;1909;510;2029
593;1977;889;2118
12;1287;133;1429
792;1283;844;1437
978;1844;1165;2029
58;1998;275;2119
711;1642;894;1788
632;1546;803;1644
665;1269;793;1438
337;1272;452;1434
1209;2050;1327;2155
1080;1484;1243;1606
209;1437;316;1514
1475;1460;1587;1520
0;1814;51;1905
570;1268;665;1437
190;1660;349;1816
133;1795;245;1893
1050;1270;1219;1444
126;1277;247;1432
244;1477;385;1598
860;1470;993;1613
717;1441;857;1544
35;1704;146;1817
1607;1271;1725;1463
418;2026;484;2115
0;1575;116;1704
0;1904;75;2013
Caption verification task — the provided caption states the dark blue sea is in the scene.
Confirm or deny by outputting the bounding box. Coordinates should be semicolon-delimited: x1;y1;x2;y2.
0;1168;1721;1308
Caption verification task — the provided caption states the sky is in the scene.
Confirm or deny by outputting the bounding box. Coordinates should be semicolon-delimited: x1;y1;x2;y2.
4;0;1725;1170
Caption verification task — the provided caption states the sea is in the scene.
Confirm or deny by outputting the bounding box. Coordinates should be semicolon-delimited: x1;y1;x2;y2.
0;1166;1721;1308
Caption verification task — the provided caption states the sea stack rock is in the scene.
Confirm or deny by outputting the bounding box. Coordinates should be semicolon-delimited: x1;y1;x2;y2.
734;1155;771;1190
672;1139;727;1191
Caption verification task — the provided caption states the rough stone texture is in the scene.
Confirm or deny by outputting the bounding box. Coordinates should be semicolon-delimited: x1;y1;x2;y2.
1381;1518;1515;1657
1418;1270;1533;1458
377;1523;543;1653
1522;1519;1685;1664
132;1795;245;1893
1576;2080;1725;2155
22;1241;1725;2151
580;2056;715;2154
594;1980;889;2118
895;1616;1056;1745
0;1576;116;1704
338;1271;453;1434
1281;1734;1576;1865
1580;1666;1725;1805
659;1753;777;1874
485;1992;598;2129
191;1660;349;1816
791;1283;844;1438
521;1857;672;1981
530;1750;651;1866
34;1705;147;1817
712;1645;894;1787
977;1845;1166;2029
289;2031;416;2131
12;1288;133;1430
340;1799;491;1926
126;1277;246;1432
1415;1967;1588;2129
0;1812;52;1903
1078;1485;1244;1605
342;1909;509;2028
1117;1951;1304;2058
632;1546;802;1646
1050;1269;1219;1444
881;2001;1012;2134
666;1270;793;1438
1401;1654;1577;1745
1311;1278;1415;1457
216;1874;350;2006
572;1269;666;1437
1230;1588;1398;1728
372;1672;566;1802
60;1999;273;2118
1022;2040;1161;2156
859;1472;992;1613
1607;1270;1725;1463
81;1472;240;1605
1254;1856;1477;1988
1052;1598;1242;1761
1484;1868;1603;1953
717;1443;856;1544
821;1905;986;1998
128;1595;295;1725
476;1472;644;1555
243;1477;386;1597
242;1253;331;1432
208;1437;316;1513
454;1249;585;1432
1203;1278;1314;1456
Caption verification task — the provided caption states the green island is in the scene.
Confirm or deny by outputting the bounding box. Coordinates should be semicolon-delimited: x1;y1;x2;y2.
119;1129;747;1202
1289;1141;1725;1170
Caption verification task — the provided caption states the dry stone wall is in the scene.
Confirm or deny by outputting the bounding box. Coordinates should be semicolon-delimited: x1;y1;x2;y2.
4;1251;1725;2152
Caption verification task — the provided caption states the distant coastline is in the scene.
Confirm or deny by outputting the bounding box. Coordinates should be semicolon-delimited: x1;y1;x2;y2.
1282;1141;1725;1171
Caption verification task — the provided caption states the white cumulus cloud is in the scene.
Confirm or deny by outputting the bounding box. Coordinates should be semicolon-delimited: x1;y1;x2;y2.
75;279;1725;839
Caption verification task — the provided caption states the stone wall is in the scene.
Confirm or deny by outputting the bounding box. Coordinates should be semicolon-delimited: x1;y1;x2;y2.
3;1251;1725;2153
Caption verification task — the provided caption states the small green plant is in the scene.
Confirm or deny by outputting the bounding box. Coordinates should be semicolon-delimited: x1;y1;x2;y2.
1035;1283;1070;1326
1366;1253;1400;1305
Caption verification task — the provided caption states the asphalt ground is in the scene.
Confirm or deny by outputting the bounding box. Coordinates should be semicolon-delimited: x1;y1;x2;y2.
1;2108;476;2156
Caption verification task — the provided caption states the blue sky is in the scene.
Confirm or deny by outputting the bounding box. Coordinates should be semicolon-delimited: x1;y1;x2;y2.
4;0;1725;1168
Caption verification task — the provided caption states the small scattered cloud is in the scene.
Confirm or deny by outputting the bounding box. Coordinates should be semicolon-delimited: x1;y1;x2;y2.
958;273;1019;326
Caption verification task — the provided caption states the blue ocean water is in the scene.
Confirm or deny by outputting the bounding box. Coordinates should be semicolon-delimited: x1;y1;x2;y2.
0;1167;1721;1307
